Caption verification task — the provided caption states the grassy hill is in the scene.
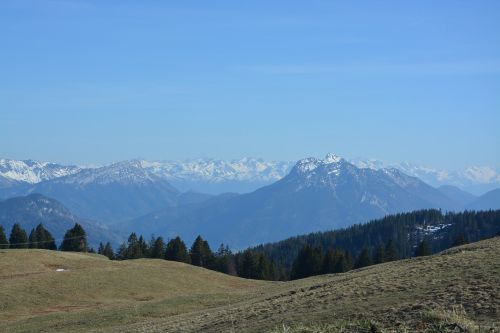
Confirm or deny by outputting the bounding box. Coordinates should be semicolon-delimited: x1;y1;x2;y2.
1;238;500;332
0;250;268;333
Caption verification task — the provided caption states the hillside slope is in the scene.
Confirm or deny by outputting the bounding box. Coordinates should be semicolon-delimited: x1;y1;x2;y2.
0;250;268;333
113;237;500;332
1;238;499;332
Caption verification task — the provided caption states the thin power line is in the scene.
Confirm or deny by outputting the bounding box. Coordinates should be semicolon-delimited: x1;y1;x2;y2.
0;235;86;247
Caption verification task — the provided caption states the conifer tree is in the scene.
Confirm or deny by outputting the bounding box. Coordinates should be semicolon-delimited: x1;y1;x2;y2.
98;242;114;259
139;235;149;257
354;247;373;269
189;236;215;269
256;253;272;280
215;244;236;275
334;251;350;273
384;239;399;262
125;233;143;259
165;237;191;264
290;245;323;280
98;242;105;254
150;236;165;259
415;240;431;257
9;223;28;249
0;225;8;249
452;234;468;247
373;243;386;264
239;249;258;279
60;223;87;252
33;224;56;250
103;242;114;259
28;228;38;249
116;242;128;260
322;250;337;274
344;250;353;271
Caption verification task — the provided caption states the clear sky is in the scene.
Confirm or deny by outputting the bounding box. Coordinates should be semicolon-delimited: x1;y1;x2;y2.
1;0;499;169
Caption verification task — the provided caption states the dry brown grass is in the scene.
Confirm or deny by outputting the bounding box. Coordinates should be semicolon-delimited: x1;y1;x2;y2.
1;237;499;333
109;237;500;333
0;249;267;333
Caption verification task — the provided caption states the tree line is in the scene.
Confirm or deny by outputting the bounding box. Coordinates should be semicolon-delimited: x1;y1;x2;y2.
0;223;283;280
0;223;87;252
102;233;284;280
1;209;499;281
252;209;500;278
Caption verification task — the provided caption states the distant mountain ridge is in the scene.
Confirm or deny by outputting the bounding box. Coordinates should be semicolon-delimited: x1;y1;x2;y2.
0;159;81;184
350;158;500;195
139;158;293;193
125;154;461;248
23;161;185;223
0;154;498;249
2;157;498;195
466;189;500;210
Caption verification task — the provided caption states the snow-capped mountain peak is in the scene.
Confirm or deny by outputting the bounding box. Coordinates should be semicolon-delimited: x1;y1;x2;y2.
294;153;345;175
0;158;81;184
55;160;163;186
139;157;293;183
324;153;343;164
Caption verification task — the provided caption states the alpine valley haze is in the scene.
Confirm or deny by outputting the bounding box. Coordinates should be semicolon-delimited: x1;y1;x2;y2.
1;1;499;332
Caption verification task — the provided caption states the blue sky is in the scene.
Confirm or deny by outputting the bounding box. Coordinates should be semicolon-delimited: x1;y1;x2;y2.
1;0;499;169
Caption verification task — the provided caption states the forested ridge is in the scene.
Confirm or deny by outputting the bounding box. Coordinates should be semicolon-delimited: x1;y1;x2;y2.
1;209;499;281
252;209;500;271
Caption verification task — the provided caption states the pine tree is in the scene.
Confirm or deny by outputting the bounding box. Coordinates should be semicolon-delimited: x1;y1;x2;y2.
344;250;353;271
60;223;87;252
103;242;114;259
256;253;272;280
98;242;105;255
415;240;431;257
0;225;8;249
290;246;323;280
373;243;386;264
354;247;373;269
239;249;258;279
453;234;468;247
322;250;337;274
215;244;236;275
334;251;350;273
125;233;143;259
28;228;38;249
165;237;191;264
150;237;165;259
116;242;128;260
33;224;56;250
138;235;149;257
9;223;28;249
189;235;215;269
384;239;399;262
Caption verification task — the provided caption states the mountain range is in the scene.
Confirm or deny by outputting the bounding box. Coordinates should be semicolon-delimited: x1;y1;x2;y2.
2;156;499;195
123;154;497;248
0;154;498;248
